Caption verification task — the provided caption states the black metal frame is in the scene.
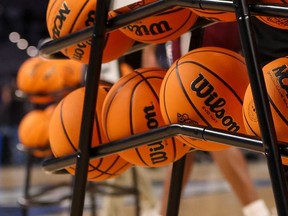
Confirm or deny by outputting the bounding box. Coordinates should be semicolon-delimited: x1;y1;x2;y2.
39;0;288;215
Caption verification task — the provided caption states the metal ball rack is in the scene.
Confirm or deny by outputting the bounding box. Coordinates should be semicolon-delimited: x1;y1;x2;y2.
39;0;288;215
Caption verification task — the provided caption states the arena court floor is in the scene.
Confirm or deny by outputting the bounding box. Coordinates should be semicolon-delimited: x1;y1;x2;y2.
0;151;279;216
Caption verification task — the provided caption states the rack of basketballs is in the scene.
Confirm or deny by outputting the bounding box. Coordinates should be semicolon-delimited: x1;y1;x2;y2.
26;0;288;215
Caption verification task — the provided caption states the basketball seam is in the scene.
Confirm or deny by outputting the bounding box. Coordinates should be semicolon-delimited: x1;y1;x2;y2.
46;0;58;22
269;96;288;125
68;0;90;34
243;111;259;137
184;49;246;65
60;99;78;152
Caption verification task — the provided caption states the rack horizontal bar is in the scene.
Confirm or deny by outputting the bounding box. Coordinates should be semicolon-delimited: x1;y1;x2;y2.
38;0;288;59
42;124;288;174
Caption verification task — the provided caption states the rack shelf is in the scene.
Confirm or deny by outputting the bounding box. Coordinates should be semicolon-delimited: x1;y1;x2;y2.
39;0;288;215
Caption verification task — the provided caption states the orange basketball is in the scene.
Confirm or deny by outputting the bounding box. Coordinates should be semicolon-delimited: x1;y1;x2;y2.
17;57;84;104
256;0;288;29
243;57;288;142
18;110;50;150
46;0;135;64
56;59;85;88
190;9;236;22
44;104;57;117
49;85;131;181
118;7;198;44
17;57;64;94
102;68;191;167
282;157;288;165
160;47;249;151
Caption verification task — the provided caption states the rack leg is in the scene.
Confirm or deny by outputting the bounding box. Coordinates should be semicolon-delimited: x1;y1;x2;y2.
233;0;288;215
131;167;140;216
166;155;186;216
69;0;111;215
21;153;34;216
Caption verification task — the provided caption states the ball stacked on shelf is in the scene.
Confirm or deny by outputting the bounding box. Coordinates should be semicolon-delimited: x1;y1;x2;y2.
101;68;191;167
159;46;250;151
46;0;135;64
255;0;288;29
16;57;84;104
242;56;288;165
117;6;198;44
18;107;55;157
49;84;132;181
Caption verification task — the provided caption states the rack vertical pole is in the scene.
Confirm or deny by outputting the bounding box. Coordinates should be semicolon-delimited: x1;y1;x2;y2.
166;25;204;216
69;0;110;215
233;0;288;215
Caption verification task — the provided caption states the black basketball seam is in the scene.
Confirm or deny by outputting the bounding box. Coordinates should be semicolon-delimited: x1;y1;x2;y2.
103;72;140;139
47;0;58;22
60;99;78;152
62;0;90;54
95;112;103;144
269;96;288;125
68;0;90;34
161;64;176;125
89;161;131;180
184;49;246;65
243;111;259;137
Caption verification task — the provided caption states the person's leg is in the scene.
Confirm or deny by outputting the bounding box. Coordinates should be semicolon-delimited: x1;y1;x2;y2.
211;148;271;216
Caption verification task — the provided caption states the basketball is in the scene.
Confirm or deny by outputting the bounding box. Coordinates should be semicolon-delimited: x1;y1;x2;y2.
102;68;191;167
160;47;249;151
17;57;64;94
282;157;288;165
16;57;42;93
44;104;57;117
18;110;50;150
190;9;236;22
17;57;84;104
57;59;85;88
256;0;288;29
256;16;288;30
49;85;131;181
243;56;288;143
46;0;135;64
118;7;198;44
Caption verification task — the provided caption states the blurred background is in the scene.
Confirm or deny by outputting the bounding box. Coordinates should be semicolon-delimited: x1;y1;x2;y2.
0;0;49;165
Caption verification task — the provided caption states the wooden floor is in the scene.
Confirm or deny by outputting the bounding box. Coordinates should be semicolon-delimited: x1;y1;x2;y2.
0;152;279;216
